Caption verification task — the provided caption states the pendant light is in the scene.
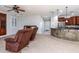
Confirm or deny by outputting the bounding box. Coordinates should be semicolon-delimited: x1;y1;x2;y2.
57;9;59;16
65;6;68;23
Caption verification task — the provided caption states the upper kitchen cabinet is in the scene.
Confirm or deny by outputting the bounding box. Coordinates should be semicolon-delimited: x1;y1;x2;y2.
64;16;79;25
69;16;76;25
65;16;76;25
58;16;79;25
76;16;79;25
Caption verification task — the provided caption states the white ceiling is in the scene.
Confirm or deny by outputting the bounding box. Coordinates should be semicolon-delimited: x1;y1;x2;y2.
0;5;79;16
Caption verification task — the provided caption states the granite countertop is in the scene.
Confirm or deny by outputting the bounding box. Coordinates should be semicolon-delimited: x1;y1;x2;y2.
51;25;79;30
65;27;79;29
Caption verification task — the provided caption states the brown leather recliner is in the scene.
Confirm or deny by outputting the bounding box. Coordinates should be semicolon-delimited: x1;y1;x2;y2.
24;25;38;41
5;29;33;52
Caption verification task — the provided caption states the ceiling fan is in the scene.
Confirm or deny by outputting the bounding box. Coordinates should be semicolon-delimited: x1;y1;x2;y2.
5;5;25;13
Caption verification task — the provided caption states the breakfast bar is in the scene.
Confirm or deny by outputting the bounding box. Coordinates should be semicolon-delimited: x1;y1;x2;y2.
51;26;79;41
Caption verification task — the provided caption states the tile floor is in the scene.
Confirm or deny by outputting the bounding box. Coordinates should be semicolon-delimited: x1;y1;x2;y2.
0;33;79;53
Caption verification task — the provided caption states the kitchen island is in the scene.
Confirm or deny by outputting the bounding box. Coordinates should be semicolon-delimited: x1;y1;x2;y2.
51;27;79;41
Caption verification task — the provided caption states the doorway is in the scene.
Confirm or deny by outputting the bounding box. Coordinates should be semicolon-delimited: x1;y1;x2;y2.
42;16;51;34
44;20;51;31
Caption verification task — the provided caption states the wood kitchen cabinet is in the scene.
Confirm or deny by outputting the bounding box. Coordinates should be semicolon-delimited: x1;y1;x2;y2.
76;16;79;25
70;16;76;25
0;13;6;35
58;16;79;25
65;16;77;25
69;16;79;25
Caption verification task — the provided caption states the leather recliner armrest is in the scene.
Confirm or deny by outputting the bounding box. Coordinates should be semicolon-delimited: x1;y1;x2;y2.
5;38;16;42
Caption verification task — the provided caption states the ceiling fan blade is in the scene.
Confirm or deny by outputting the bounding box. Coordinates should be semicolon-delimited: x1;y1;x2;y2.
5;5;25;13
18;9;25;12
7;9;13;11
16;10;19;13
